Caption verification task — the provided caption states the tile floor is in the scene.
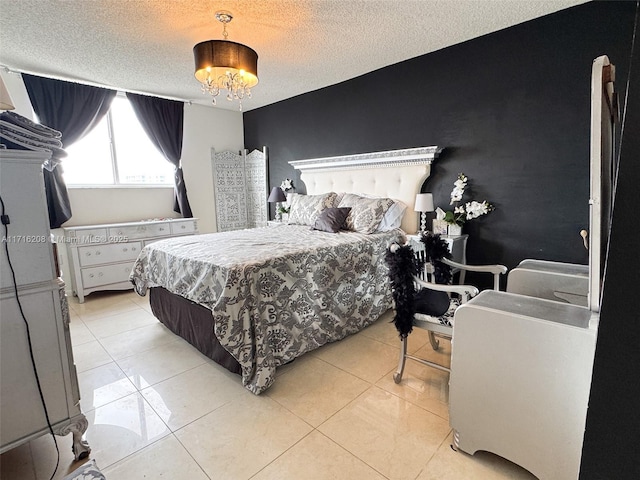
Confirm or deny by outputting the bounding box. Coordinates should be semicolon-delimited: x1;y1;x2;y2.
0;290;537;480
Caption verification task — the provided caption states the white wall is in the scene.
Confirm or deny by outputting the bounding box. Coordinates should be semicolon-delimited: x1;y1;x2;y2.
182;102;244;234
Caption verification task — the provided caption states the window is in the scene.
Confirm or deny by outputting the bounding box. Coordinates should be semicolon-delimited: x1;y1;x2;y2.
63;95;174;186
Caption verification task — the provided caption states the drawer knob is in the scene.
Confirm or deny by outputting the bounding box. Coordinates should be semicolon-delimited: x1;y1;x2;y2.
118;231;123;235
96;251;101;255
159;227;165;231
86;252;91;256
181;225;186;229
89;274;94;278
123;248;128;252
98;272;103;277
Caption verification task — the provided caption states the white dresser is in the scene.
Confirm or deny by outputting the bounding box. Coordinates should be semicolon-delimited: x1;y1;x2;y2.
63;218;198;303
0;150;90;460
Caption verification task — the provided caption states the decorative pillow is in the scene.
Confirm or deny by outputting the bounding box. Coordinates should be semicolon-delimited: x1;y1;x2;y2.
287;192;338;226
311;207;351;233
350;193;406;231
338;194;394;234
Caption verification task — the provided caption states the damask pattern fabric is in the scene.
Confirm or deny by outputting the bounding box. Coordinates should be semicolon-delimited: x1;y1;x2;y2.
338;194;395;234
130;225;404;394
287;192;337;226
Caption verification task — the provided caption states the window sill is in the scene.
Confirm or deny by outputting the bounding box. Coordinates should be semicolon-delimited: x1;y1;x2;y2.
67;184;174;189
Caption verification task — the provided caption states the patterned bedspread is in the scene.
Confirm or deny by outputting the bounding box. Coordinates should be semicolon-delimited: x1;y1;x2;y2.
130;225;404;393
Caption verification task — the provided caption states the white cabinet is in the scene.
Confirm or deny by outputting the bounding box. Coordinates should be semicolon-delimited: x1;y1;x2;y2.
63;218;198;302
0;150;89;460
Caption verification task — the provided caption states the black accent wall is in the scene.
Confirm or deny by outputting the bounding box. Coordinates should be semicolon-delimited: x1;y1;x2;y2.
245;1;636;276
244;1;640;477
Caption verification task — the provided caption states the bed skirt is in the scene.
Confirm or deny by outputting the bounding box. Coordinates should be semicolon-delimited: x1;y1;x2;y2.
149;286;242;375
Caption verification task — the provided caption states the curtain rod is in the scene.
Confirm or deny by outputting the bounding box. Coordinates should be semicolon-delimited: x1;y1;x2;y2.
0;64;193;105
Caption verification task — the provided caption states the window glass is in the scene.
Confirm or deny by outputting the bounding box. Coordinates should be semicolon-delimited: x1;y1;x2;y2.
63;116;113;185
62;94;174;186
110;97;174;185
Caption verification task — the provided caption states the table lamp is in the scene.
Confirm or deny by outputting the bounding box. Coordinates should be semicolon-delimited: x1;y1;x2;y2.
414;193;434;232
268;186;287;221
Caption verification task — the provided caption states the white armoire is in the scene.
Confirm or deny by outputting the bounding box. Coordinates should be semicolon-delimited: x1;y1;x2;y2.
0;150;90;460
211;148;268;232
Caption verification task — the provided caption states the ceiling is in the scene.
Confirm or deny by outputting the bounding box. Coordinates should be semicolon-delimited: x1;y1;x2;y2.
0;0;588;112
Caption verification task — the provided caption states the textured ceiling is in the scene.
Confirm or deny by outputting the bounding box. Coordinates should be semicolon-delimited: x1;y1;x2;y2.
0;0;587;111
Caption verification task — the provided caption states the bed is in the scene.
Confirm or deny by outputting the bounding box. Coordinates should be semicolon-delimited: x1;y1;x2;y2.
130;146;442;393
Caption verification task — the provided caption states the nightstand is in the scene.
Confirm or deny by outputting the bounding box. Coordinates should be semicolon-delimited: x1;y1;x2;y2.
267;220;285;227
407;233;469;283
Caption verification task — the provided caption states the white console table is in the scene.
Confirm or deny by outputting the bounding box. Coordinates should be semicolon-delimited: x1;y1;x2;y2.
63;218;198;303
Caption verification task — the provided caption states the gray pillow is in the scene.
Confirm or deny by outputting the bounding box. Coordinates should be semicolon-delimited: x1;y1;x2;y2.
311;207;351;233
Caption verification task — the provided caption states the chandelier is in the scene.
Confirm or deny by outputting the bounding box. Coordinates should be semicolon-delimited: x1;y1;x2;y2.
193;11;258;110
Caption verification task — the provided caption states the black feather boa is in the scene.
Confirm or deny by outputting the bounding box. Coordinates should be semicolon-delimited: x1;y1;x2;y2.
384;243;419;338
419;232;453;285
384;233;453;338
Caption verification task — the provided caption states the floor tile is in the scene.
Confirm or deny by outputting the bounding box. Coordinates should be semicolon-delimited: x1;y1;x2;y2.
84;392;171;469
141;362;246;431
175;393;312;479
313;333;398;383
102;435;209;480
416;431;537;479
69;320;96;346
319;386;451;480
0;441;36;480
83;308;157;340
98;322;179;360
116;340;207;389
29;434;87;480
78;362;138;412
360;310;431;353
252;430;387;480
73;340;113;373
377;341;451;420
266;355;369;427
69;291;140;320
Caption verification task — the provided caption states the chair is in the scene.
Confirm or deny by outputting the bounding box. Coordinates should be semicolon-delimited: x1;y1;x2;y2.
385;233;506;383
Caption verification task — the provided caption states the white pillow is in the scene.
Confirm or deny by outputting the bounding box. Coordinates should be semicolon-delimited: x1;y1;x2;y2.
377;201;407;231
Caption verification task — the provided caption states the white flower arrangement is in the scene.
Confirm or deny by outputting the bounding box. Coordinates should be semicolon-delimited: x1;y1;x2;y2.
280;178;294;191
444;173;493;226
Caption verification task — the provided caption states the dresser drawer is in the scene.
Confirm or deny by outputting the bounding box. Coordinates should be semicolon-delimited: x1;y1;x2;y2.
77;242;142;267
108;223;170;240
170;220;197;235
66;228;108;245
81;262;135;289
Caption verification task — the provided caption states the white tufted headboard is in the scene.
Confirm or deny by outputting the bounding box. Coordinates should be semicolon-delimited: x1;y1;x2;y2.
289;146;442;234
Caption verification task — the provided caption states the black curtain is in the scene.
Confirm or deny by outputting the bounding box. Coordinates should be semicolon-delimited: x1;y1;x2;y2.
126;93;193;217
23;74;116;228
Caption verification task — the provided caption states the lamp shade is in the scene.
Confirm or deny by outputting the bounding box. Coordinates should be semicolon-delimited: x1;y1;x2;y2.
268;187;286;203
194;40;259;88
0;75;15;110
414;193;434;212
